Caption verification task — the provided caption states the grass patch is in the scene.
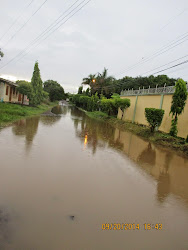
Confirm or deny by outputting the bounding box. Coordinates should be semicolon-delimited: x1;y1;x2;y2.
85;110;188;157
87;111;109;120
0;102;58;127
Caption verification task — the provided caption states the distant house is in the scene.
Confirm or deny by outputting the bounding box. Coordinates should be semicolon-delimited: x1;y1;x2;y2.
0;78;29;105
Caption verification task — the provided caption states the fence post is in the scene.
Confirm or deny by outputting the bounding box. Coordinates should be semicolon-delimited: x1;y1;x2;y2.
160;94;164;109
132;95;138;123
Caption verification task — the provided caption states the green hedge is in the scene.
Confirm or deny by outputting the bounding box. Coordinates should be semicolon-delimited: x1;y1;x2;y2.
145;108;165;132
70;94;130;116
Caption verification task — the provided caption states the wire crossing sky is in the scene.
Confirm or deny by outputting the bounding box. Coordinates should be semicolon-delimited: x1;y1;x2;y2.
0;0;188;93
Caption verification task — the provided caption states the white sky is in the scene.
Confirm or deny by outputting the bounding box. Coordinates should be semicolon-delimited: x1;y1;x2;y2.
0;0;188;93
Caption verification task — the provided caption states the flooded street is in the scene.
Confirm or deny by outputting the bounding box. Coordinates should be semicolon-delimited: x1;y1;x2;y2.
0;104;188;250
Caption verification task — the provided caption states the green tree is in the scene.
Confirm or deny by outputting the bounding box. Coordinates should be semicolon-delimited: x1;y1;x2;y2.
114;98;130;119
145;108;165;133
31;61;43;105
16;80;32;101
170;78;188;137
0;48;4;60
82;68;115;97
44;80;65;101
85;87;90;96
78;86;83;94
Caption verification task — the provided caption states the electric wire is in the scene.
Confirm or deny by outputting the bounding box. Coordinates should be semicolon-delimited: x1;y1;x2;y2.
114;30;188;77
0;0;35;42
3;0;48;48
0;0;91;71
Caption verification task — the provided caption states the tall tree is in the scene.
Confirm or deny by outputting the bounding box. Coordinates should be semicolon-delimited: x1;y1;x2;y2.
170;78;188;137
82;68;115;97
44;79;65;101
31;61;43;105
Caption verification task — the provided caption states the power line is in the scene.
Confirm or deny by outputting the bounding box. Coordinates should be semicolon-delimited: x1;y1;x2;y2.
0;0;35;42
3;0;48;48
160;8;187;30
0;0;91;71
140;54;188;76
114;30;188;77
19;0;90;60
152;59;188;75
116;36;188;77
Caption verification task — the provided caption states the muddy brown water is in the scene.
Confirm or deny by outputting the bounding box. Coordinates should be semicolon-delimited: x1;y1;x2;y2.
0;104;188;250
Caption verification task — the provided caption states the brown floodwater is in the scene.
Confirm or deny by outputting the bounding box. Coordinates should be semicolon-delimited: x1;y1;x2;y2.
0;104;188;250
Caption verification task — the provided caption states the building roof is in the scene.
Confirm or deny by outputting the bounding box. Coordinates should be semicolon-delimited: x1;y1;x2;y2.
0;77;18;87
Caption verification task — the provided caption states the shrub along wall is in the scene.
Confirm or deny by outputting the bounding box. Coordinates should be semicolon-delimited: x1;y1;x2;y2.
70;94;130;116
119;94;188;138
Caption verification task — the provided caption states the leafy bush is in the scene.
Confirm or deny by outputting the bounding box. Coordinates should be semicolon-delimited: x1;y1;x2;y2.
145;108;165;132
114;98;130;119
100;99;114;115
186;135;188;143
100;98;130;116
79;96;90;110
170;78;188;137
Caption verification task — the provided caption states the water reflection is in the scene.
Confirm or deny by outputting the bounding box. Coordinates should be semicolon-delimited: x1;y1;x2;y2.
12;117;39;152
71;107;188;205
71;108;123;154
40;116;61;126
137;142;156;167
51;105;68;115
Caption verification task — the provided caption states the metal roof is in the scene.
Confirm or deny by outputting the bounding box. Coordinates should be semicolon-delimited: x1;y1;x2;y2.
0;77;18;87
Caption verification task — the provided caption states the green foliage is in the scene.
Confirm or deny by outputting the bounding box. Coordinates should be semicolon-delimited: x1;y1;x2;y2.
114;75;177;94
0;48;4;60
82;69;178;98
78;86;83;94
85;88;90;96
44;79;65;102
0;102;57;125
100;99;114;115
170;78;188;137
114;98;130;110
186;135;188;143
71;93;130;116
30;61;43;105
79;96;90;109
16;80;32;100
111;93;120;99
145;108;165;133
82;68;115;98
41;90;49;104
100;98;130;116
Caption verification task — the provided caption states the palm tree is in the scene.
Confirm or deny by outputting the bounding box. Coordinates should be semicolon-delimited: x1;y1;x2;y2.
82;68;115;97
82;74;96;86
96;68;115;97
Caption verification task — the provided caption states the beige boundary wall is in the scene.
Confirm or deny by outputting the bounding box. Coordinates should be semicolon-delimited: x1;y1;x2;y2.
118;94;188;138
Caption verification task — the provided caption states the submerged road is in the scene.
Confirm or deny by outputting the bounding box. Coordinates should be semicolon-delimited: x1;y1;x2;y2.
0;104;188;249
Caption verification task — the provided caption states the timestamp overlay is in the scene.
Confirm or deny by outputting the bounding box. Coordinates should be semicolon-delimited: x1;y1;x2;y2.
102;223;163;231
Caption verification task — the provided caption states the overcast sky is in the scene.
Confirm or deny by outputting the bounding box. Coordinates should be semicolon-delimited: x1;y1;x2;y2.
0;0;188;92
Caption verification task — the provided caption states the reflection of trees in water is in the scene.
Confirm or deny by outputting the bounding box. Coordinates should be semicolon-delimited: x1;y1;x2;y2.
12;117;39;152
137;143;156;166
51;105;69;115
157;152;173;203
137;143;173;203
40;116;61;126
71;108;124;154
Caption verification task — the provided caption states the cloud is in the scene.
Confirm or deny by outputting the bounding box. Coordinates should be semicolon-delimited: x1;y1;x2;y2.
0;0;188;93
